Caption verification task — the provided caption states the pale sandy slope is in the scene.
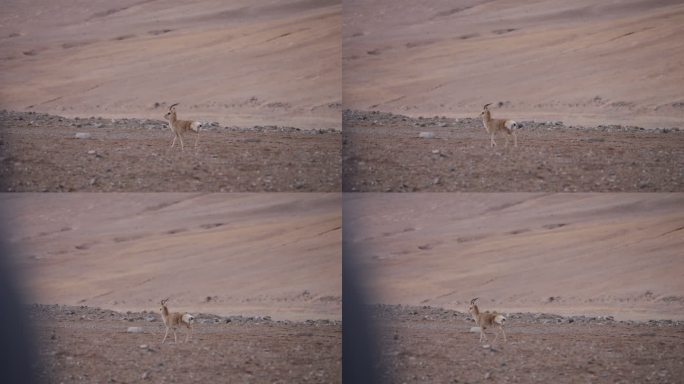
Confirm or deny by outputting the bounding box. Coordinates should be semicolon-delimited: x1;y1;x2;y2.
344;193;684;320
1;193;341;321
343;0;684;128
0;0;341;129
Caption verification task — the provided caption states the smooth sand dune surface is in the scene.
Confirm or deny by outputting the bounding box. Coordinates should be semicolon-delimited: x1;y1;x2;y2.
1;193;341;321
343;0;684;128
0;0;341;129
344;193;684;320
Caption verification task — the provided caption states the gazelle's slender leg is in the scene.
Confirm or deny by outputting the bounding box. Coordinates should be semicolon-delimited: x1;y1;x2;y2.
162;327;169;344
186;325;192;342
171;136;177;148
173;328;178;343
501;326;507;342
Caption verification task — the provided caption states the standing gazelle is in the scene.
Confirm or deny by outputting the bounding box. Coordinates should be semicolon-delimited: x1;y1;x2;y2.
468;297;507;344
164;103;203;151
159;298;195;344
480;103;519;147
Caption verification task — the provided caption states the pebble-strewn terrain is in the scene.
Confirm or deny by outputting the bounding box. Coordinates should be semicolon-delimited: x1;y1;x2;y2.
370;304;684;384
343;110;683;192
29;304;341;383
0;110;340;192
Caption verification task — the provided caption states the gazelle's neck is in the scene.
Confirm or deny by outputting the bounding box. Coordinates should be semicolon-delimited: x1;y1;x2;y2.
482;110;491;123
471;305;480;316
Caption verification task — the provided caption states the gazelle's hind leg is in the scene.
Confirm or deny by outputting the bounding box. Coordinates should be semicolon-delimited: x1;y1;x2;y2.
479;328;488;343
185;324;192;342
493;328;500;343
173;328;178;343
194;131;200;151
179;134;185;151
500;325;507;342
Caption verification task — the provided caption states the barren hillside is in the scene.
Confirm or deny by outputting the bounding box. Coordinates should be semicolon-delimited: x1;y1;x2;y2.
0;0;341;129
344;193;684;320
2;193;341;321
343;0;684;128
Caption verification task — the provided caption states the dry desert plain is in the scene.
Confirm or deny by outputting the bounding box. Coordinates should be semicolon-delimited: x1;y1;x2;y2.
0;0;341;192
1;193;341;383
344;193;684;383
342;0;684;192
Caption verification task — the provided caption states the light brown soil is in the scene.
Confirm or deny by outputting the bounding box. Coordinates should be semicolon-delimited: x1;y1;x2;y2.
371;305;684;384
0;111;340;192
30;304;341;384
342;110;684;192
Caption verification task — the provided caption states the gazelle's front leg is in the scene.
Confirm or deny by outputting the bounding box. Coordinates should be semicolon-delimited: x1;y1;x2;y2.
490;133;497;147
162;327;170;344
171;136;177;148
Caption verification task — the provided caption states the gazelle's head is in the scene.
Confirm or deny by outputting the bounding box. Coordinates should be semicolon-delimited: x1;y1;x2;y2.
480;103;492;117
468;297;479;314
159;298;169;313
164;103;179;120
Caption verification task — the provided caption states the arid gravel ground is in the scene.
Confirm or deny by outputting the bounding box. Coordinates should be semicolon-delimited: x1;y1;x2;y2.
29;304;341;384
0;111;340;192
370;305;684;384
342;110;684;192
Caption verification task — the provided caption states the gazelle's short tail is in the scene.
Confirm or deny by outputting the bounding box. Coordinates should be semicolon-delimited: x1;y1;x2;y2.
182;313;195;324
504;120;519;131
190;121;203;133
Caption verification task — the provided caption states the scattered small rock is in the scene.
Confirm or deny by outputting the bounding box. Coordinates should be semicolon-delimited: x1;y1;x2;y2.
127;327;143;333
418;132;435;139
75;132;91;139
